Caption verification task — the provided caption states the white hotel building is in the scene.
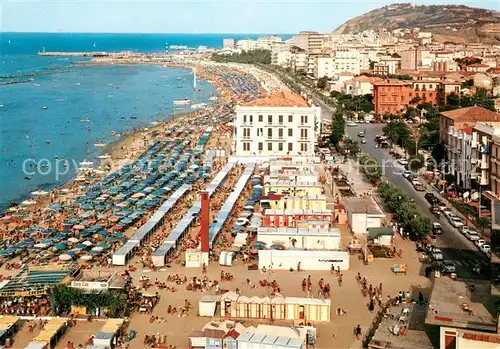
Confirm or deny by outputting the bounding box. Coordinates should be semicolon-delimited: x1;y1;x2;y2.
234;92;321;157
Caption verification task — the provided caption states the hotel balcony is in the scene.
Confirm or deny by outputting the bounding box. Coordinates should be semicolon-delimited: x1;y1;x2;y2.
480;160;489;169
478;176;489;186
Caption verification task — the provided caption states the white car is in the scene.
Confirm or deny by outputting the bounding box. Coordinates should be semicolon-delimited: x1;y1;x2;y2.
450;217;464;229
358;131;365;137
480;244;491;255
347;121;357;127
443;210;454;220
475;239;486;248
361;139;367;144
398;159;408;166
402;170;412;178
464;230;480;241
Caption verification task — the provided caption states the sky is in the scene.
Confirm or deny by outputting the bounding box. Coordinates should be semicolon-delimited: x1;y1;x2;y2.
1;0;498;34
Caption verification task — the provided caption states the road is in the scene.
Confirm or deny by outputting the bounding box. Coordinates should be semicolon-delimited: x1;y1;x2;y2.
345;123;490;279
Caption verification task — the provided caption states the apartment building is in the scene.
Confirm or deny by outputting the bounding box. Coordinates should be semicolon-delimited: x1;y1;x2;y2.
234;92;321;157
372;81;413;115
298;31;326;53
223;38;235;50
332;51;369;75
439;106;500;143
446;126;475;189
485;134;500;228
314;57;335;78
472;122;500;189
343;76;383;96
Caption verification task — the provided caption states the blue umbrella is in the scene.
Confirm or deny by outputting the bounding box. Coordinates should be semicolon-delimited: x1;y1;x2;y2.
54;243;67;250
74;244;86;250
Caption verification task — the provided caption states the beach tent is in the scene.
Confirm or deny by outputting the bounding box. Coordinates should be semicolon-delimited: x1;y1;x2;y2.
219;251;235;266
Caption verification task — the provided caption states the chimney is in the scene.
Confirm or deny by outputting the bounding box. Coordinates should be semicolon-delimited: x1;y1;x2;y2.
200;191;210;253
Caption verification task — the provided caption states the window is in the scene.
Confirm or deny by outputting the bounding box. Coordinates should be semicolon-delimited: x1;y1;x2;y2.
243;128;250;138
268;143;272;151
243;142;250;151
258;115;263;122
278;128;283;139
268;115;272;124
301;129;308;138
279;115;283;124
288;143;293;151
257;128;263;136
301;115;308;124
288;115;293;122
278;143;283;151
243;115;247;123
258;142;263;151
288;129;293;137
301;143;308;152
249;115;253;123
267;128;272;138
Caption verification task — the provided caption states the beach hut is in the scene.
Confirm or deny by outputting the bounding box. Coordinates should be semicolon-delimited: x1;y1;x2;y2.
93;318;125;348
219;251;235;266
198;295;221;317
220;292;239;318
284;297;331;323
271;297;286;320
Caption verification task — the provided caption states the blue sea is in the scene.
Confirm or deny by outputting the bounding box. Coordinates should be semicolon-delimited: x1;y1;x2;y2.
0;33;288;212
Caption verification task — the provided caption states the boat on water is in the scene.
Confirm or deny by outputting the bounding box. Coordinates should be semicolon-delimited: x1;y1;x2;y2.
42;106;47;110
80;118;90;122
31;190;49;196
107;94;113;98
130;116;138;119
33;83;40;87
176;77;182;81
173;99;191;106
151;121;159;126
209;96;218;101
94;143;106;147
98;153;111;160
75;82;81;86
21;199;37;206
0;105;4;108
79;160;94;167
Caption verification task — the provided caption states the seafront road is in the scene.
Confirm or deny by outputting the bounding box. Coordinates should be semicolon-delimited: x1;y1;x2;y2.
346;124;490;280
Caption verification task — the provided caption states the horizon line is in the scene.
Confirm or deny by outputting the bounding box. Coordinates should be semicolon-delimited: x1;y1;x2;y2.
1;31;297;35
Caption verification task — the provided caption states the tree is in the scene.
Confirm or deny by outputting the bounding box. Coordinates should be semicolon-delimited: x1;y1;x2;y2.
344;138;361;158
317;76;328;90
383;122;411;146
472;89;495;111
409;215;432;240
359;153;382;184
211;49;271;64
408;154;425;171
330;111;345;147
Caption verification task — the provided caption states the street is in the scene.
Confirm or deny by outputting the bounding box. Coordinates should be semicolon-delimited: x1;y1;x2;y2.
345;123;490;279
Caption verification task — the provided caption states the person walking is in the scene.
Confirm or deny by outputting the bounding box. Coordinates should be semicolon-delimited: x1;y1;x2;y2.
355;325;362;340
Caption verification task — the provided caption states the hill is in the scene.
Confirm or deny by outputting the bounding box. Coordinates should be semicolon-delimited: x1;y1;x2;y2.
333;3;500;44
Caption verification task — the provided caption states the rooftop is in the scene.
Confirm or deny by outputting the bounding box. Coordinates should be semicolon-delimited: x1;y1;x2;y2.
440;106;500;122
346;197;385;216
338;72;356;77
369;303;433;349
241;91;309;108
467;63;490;68
424;277;496;331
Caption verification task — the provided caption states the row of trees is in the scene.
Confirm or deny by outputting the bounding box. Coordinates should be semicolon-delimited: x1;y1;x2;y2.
212;49;271;64
49;285;127;317
379;182;432;241
442;90;495;112
359;153;383;184
330;91;374;114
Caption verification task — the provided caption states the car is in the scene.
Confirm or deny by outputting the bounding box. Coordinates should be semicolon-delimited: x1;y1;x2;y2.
398;159;408;166
361;139;367;144
440;260;456;273
425;192;438;205
411;178;420;186
402;170;412;178
438;202;447;211
475;239;486;248
443;210;454;220
413;181;425;191
347;121;357;127
464;230;480;241
432;222;443;235
450;217;464;229
358;131;365;137
364;119;371;124
432;252;444;261
461;226;470;234
480;244;491;255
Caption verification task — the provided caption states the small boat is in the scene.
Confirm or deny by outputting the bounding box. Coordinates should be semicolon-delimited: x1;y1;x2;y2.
107;94;113;98
177;77;181;80
45;140;51;144
151;121;159;126
173;99;191;106
75;82;81;86
80;118;90;122
42;106;47;110
33;83;40;87
191;103;207;109
98;154;111;160
31;190;49;196
0;104;4;108
21;199;37;206
94;143;106;147
130;116;137;119
79;160;94;167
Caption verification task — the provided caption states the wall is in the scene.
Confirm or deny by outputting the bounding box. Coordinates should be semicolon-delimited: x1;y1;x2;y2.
258;250;350;270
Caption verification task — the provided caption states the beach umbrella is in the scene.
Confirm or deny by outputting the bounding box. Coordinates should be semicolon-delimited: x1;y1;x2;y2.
54;233;67;240
54;243;66;250
108;216;120;223
80;255;93;262
67;237;79;243
49;204;62;211
34;243;48;249
270;244;286;250
254;184;263;189
74;244;86;250
244;205;254;210
59;254;73;261
73;224;85;231
82;241;93;247
98;243;111;250
252;241;267;250
112;225;123;231
91;246;104;253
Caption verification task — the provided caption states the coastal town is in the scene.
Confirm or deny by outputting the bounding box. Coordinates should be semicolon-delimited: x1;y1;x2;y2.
1;2;500;349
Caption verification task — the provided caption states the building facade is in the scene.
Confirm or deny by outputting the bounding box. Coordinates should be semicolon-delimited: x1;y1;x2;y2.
234;92;321;157
223;38;235;49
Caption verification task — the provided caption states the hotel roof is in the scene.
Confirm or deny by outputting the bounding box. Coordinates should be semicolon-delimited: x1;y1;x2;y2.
241;91;309;108
424;277;496;331
440;106;500;122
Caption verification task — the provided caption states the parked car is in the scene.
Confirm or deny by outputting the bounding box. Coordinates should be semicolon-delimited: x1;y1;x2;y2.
432;222;443;235
425;192;438;205
358;131;365;137
450;217;464;229
480;244;491;255
361;138;367;144
443;210;454;220
475;239;486;248
413;181;425;191
438;202;447;211
402;170;412;178
464;230;480;241
440;260;456;273
347;121;357;127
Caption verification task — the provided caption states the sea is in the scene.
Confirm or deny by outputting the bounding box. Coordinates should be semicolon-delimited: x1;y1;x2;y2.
0;33;288;212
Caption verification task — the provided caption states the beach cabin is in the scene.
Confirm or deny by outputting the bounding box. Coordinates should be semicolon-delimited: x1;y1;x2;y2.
26;318;67;349
258;250;350;271
0;316;20;346
346;197;385;234
261;194;327;211
93;318;125;348
367;227;394;246
219;293;330;322
263;209;333;228
199;295;221;317
264;180;323;196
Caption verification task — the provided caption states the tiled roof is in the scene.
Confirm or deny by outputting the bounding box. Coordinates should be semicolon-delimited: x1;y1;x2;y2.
462;332;500;343
441;106;500;122
467;63;490;68
338;71;355;77
242;92;309;107
353;76;384;83
224;329;240;340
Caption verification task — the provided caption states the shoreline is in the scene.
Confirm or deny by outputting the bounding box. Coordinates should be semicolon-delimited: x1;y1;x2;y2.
0;61;236;214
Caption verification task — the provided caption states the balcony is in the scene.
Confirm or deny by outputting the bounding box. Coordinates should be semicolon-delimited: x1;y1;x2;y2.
479;144;489;154
479;176;489;186
480;160;489;170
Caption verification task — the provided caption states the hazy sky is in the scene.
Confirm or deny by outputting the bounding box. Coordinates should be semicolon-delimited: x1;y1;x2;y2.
1;0;498;33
